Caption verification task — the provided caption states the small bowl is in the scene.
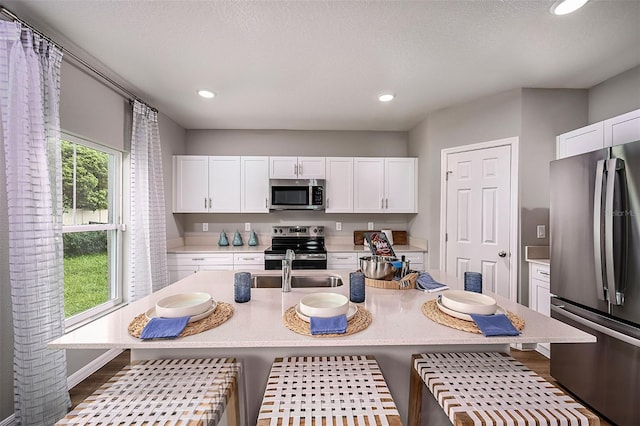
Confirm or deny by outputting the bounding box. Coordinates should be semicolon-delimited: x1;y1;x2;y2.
440;290;497;315
299;292;349;318
155;292;213;318
360;256;398;280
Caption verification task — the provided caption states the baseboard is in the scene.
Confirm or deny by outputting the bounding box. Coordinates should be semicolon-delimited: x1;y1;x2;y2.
0;414;14;426
67;348;124;389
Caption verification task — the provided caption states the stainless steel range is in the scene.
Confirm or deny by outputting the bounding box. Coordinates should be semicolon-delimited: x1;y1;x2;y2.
264;225;327;270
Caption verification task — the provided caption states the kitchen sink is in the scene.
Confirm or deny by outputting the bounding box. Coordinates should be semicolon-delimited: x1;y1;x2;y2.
251;274;343;288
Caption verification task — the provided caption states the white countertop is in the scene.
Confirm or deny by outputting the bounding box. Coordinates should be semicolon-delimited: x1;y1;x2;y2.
49;269;594;350
324;244;425;253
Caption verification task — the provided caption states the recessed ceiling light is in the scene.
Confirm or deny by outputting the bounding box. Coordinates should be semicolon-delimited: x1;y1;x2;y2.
198;89;215;99
550;0;589;15
378;93;395;102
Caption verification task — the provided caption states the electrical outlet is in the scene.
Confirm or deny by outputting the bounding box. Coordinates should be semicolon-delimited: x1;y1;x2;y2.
368;222;374;230
202;223;208;232
536;225;546;239
336;222;342;231
245;222;251;231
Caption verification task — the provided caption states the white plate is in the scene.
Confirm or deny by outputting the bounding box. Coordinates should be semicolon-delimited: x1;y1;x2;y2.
440;290;497;315
295;303;358;323
146;302;217;323
436;297;504;322
155;292;214;318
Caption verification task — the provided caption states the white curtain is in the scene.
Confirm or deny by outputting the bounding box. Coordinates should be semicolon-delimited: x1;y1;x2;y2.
129;100;169;301
0;21;70;424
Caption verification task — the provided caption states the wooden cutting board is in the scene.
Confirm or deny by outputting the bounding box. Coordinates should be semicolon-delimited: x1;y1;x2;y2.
354;230;407;246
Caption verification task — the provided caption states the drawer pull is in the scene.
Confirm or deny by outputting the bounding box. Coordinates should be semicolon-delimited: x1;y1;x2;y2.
192;258;205;261
539;271;550;276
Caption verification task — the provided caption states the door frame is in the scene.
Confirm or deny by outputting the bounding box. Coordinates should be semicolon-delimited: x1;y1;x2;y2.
439;137;519;301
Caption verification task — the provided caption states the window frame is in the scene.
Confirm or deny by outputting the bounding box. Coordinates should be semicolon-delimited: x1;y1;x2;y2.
61;131;124;329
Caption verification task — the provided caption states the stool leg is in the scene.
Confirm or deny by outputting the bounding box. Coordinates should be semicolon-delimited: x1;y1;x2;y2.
226;377;241;426
408;362;423;426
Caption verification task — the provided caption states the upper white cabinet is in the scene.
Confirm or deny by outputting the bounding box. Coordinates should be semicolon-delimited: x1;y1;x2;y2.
604;109;640;147
557;108;640;159
173;156;240;213
325;157;354;213
240;156;269;213
353;157;417;213
556;122;604;159
269;156;326;179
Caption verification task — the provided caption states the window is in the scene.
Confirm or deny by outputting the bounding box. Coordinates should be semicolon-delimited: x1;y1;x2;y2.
61;133;122;327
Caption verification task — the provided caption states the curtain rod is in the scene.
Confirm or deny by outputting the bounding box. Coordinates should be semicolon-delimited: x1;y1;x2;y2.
0;6;157;113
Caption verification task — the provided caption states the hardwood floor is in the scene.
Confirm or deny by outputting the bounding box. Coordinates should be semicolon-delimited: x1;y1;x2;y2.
69;349;613;425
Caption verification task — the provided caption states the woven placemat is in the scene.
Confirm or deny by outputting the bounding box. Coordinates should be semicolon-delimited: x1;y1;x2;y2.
421;299;525;334
128;302;235;339
283;305;372;337
365;272;417;290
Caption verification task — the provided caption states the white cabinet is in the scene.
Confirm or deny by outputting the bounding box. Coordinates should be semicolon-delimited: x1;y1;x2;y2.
604;109;640;147
240;156;269;213
327;252;359;269
172;156;240;213
556;122;604;159
167;253;234;283
233;253;265;270
529;262;551;357
269;156;326;179
325;157;354;213
353;157;417;213
556;108;640;159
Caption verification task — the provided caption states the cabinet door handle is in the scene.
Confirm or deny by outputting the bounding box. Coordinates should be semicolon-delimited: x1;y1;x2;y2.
209;197;212;209
298;164;302;176
294;164;298;176
265;198;268;208
204;198;207;209
385;198;389;208
381;198;384;208
539;271;550;276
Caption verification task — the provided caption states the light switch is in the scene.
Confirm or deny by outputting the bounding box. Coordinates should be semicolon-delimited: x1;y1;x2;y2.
203;223;208;232
536;225;545;239
336;222;342;231
245;222;251;231
368;222;374;230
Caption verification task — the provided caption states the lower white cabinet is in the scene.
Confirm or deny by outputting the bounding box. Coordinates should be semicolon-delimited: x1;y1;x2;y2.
395;251;425;271
233;253;265;270
327;252;359;269
529;262;551;357
167;253;234;283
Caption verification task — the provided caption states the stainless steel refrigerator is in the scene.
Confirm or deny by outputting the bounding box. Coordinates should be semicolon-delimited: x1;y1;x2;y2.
550;139;640;425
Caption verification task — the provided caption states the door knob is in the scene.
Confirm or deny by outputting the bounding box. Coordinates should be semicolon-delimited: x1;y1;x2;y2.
498;251;507;258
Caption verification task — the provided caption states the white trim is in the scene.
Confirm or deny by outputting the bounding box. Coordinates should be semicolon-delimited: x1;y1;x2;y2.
439;137;519;301
67;348;124;389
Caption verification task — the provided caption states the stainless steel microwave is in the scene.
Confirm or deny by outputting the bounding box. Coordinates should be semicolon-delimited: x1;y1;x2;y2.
269;179;325;210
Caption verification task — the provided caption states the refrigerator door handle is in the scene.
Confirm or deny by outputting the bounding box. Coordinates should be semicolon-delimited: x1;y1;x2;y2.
551;304;640;348
604;158;628;306
593;159;606;301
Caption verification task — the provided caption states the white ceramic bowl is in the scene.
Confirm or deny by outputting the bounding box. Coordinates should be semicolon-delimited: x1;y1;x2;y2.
299;292;349;318
155;292;213;318
440;290;497;315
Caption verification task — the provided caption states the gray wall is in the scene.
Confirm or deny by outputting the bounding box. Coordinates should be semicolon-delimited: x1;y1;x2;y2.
588;65;640;123
407;88;589;303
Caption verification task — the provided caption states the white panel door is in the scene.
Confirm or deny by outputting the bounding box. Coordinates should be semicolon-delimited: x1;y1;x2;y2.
444;145;512;298
240;156;269;213
173;155;209;212
208;156;241;212
353;158;385;213
325;157;353;213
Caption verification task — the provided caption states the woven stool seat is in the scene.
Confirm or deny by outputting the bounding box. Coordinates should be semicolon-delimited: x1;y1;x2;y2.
258;355;401;426
408;352;600;426
57;358;241;426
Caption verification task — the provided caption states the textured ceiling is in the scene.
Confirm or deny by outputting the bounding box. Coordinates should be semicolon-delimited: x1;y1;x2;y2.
2;0;640;131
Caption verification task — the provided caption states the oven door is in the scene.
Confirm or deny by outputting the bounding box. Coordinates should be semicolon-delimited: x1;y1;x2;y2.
264;252;327;270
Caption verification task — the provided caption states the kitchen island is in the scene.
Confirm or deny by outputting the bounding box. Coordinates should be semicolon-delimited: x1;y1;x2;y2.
50;269;594;424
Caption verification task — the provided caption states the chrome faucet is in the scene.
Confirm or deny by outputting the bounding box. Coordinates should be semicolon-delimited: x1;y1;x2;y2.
282;249;295;292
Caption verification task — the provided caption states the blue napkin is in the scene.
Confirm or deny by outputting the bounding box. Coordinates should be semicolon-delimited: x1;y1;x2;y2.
470;313;520;336
416;272;449;292
140;316;190;340
310;315;348;335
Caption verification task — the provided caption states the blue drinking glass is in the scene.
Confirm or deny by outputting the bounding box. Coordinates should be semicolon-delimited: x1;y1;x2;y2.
234;272;251;303
349;271;365;303
464;271;482;293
